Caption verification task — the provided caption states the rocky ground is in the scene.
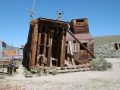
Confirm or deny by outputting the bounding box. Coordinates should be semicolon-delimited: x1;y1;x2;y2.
0;58;120;90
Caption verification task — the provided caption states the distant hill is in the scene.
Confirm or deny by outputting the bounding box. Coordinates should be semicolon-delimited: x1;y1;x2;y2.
94;35;120;46
94;35;120;58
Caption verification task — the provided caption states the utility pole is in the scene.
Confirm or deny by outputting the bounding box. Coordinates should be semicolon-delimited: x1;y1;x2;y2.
12;42;13;50
26;0;36;21
57;11;64;20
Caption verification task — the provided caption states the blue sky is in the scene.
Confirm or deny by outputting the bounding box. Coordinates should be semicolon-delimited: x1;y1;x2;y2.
0;0;120;47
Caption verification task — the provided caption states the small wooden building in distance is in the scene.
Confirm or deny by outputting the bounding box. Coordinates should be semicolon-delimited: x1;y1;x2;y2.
66;18;94;65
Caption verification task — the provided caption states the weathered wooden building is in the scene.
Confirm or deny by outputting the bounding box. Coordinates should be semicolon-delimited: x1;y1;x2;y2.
23;18;69;70
66;18;94;65
23;17;95;71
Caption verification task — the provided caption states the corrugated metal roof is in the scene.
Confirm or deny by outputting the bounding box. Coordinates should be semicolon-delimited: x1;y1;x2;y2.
66;33;93;41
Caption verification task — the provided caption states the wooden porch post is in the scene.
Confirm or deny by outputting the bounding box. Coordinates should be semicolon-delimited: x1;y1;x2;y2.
43;27;48;57
37;26;42;56
60;29;66;67
36;26;42;66
47;30;53;66
68;41;75;65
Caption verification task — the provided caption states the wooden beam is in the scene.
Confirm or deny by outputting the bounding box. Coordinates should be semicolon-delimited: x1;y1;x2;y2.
47;30;53;66
50;32;53;67
30;22;38;69
65;59;72;66
37;26;42;56
30;20;38;25
67;45;70;61
47;68;90;74
60;30;66;67
36;26;42;67
67;29;95;58
38;18;68;24
43;33;47;59
25;25;33;69
68;41;75;65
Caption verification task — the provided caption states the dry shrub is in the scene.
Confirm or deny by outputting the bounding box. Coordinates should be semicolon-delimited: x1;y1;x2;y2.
90;57;113;71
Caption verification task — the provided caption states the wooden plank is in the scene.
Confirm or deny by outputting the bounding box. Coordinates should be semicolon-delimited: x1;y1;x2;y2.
75;59;90;64
37;31;41;56
26;25;32;69
56;33;61;66
76;42;79;52
62;31;66;66
43;33;47;60
47;31;53;66
37;66;55;70
60;30;66;67
88;43;94;59
68;41;75;65
36;26;42;66
65;59;72;66
67;45;70;61
30;23;38;69
46;68;90;75
30;20;38;25
60;63;91;69
36;63;90;70
26;25;34;69
80;50;88;59
50;31;53;66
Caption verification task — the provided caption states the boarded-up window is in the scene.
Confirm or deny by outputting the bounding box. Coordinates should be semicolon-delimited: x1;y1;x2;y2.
80;43;87;50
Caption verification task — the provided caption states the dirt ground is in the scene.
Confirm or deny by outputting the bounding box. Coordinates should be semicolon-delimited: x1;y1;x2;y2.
0;58;120;90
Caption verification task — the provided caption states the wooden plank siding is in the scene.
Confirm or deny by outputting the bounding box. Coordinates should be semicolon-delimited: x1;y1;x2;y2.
23;18;68;70
68;39;94;62
70;18;89;34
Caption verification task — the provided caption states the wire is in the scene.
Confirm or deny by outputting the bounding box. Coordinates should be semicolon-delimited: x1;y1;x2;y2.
0;12;55;34
0;22;29;33
63;14;68;22
0;12;66;34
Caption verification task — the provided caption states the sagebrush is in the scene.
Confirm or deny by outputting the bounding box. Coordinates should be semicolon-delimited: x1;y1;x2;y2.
90;57;113;71
51;70;58;75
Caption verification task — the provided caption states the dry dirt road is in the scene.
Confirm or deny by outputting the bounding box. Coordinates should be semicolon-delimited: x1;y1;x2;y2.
0;58;120;90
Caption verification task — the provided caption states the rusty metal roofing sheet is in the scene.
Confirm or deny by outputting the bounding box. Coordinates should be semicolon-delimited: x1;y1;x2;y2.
66;33;93;41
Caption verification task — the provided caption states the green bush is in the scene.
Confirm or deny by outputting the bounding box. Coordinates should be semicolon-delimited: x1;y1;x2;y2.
51;70;58;75
15;60;22;65
36;68;42;76
107;62;113;68
90;57;111;71
24;69;32;75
